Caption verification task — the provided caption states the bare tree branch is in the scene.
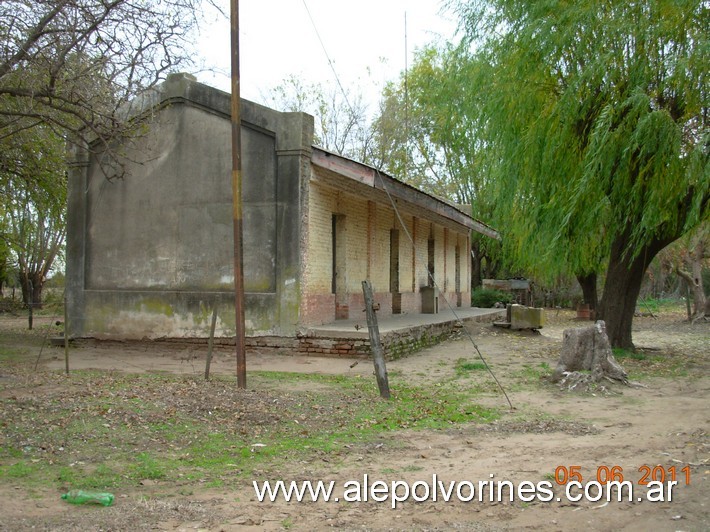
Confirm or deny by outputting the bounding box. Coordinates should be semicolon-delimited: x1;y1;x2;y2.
0;0;206;159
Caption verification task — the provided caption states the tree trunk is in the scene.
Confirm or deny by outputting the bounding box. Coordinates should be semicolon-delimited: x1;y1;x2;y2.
675;235;708;321
0;265;5;294
471;241;483;290
576;272;598;312
20;272;44;310
676;269;707;320
552;320;628;385
483;256;499;279
598;233;672;349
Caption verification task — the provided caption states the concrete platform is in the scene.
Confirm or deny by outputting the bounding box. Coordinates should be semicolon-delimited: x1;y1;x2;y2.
307;307;506;337
298;307;506;359
69;308;507;361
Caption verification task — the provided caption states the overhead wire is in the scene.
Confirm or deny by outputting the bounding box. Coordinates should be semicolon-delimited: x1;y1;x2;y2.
374;169;514;411
301;0;353;116
300;1;514;410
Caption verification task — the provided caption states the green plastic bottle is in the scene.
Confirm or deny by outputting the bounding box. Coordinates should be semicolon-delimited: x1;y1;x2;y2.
61;489;114;506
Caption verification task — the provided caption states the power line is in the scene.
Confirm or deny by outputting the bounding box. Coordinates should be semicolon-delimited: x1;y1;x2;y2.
301;2;513;410
301;0;357;117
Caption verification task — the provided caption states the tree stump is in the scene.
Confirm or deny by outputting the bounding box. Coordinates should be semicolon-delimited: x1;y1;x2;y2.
552;320;628;387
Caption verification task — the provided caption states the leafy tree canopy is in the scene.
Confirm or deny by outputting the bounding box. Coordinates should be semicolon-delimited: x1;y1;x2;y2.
374;43;505;285
0;124;67;306
449;0;708;272
442;0;708;346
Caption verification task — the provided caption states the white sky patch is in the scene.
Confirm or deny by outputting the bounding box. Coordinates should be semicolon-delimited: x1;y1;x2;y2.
194;0;458;105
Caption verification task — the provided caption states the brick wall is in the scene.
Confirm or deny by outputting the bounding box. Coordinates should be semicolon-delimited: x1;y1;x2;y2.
296;325;452;360
301;293;335;325
344;195;369;296
301;178;473;327
302;183;337;295
399;216;414;293
372;203;393;293
399;292;420;314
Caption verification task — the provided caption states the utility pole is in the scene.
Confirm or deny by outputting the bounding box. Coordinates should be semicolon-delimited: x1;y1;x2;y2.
230;0;246;388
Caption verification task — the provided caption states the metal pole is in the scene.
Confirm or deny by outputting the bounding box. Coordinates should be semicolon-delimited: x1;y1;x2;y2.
64;293;69;375
230;0;246;388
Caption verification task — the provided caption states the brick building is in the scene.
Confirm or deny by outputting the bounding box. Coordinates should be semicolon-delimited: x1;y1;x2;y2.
66;74;497;342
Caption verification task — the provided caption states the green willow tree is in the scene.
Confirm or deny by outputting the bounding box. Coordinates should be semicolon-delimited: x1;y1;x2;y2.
447;0;708;347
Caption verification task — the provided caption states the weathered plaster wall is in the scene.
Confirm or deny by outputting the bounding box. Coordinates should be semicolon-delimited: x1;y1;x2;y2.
67;74;312;339
84;104;254;292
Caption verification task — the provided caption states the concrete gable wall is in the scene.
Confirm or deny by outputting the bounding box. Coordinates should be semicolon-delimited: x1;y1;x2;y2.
67;74;312;339
85;104;240;291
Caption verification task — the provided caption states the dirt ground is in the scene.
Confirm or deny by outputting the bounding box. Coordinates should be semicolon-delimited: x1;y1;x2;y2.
0;309;708;531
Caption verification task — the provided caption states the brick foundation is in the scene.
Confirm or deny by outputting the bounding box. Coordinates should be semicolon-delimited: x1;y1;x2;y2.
73;326;448;360
75;309;504;361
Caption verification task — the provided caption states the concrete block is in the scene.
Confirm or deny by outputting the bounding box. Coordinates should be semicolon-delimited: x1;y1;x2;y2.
509;304;544;329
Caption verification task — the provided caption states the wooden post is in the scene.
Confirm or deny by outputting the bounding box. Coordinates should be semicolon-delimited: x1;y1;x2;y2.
205;305;218;381
361;280;390;399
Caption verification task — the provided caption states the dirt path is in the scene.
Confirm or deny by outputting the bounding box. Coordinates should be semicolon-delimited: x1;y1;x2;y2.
0;310;708;531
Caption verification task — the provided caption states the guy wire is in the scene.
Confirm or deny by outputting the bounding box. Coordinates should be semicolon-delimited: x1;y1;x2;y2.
301;0;355;118
375;169;514;411
300;0;513;410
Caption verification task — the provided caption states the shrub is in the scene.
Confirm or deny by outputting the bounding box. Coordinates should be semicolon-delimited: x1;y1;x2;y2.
0;297;23;314
472;288;512;308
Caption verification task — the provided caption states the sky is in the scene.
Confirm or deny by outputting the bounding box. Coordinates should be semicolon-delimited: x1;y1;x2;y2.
195;0;459;106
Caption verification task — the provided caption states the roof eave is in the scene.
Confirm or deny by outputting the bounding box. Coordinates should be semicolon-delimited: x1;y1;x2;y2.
311;148;500;240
